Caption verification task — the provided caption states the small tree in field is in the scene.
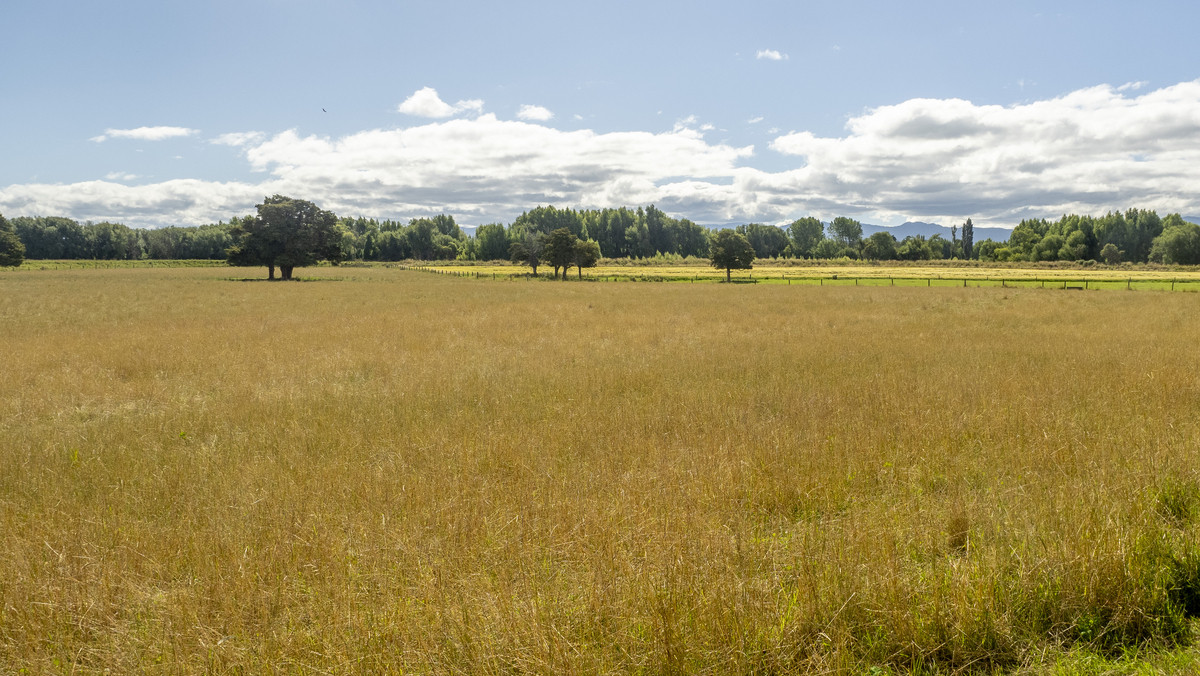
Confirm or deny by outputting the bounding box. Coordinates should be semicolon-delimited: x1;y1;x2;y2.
1100;243;1123;265
510;231;545;276
541;227;579;280
574;238;601;278
710;229;755;281
227;195;344;280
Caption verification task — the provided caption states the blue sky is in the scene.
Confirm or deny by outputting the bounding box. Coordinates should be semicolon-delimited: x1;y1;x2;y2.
3;0;1200;229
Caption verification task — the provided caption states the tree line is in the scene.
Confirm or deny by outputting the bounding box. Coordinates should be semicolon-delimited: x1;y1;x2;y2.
6;216;234;261
4;203;1200;268
982;210;1200;265
337;205;713;262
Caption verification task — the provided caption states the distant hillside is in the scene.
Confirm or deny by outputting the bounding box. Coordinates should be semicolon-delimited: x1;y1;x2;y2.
862;221;1012;243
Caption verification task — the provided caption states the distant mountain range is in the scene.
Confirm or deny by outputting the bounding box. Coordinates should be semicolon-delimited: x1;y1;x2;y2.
861;221;1013;243
862;215;1200;242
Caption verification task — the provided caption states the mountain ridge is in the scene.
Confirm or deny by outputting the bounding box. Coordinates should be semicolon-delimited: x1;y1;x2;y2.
861;221;1013;242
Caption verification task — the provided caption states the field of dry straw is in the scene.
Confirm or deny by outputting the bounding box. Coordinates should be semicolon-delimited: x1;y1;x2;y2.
3;265;1200;673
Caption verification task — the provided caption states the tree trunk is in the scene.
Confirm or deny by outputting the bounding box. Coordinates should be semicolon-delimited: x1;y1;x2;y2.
577;266;582;279
281;265;293;280
268;265;275;280
726;267;731;282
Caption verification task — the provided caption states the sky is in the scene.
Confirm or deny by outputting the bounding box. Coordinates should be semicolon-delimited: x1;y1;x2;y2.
3;0;1200;230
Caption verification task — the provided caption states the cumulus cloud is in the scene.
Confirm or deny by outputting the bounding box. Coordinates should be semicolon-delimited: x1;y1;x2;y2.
91;126;198;143
768;80;1200;223
240;115;753;222
397;87;484;118
0;179;271;226
7;80;1200;228
516;104;554;122
1;115;753;226
756;49;787;61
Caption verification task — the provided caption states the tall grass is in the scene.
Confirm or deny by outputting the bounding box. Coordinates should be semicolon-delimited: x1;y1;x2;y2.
2;266;1200;673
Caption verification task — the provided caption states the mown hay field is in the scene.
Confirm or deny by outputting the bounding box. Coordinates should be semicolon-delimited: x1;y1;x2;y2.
420;261;1200;291
3;265;1200;673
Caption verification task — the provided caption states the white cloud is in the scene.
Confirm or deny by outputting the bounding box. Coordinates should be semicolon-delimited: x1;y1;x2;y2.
767;80;1200;224
104;172;139;181
211;131;266;147
516;104;554;122
748;116;764;124
0;179;270;226
9;81;1200;228
242;115;753;220
2;115;753;226
672;115;710;134
91;126;198;143
397;87;484;118
756;49;786;61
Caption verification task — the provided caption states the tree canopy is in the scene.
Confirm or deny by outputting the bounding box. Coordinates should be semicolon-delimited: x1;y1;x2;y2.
829;217;864;249
542;228;580;280
738;223;790;259
573;238;602;278
863;231;898;260
787;217;824;258
0;213;26;267
227;195;344;280
1148;221;1200;265
709;229;755;281
510;231;545;275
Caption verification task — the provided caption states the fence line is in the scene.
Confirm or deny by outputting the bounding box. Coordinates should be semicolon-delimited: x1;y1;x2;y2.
404;266;1197;292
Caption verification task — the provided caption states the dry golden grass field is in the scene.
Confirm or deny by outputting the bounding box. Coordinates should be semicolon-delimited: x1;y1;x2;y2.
4;265;1200;674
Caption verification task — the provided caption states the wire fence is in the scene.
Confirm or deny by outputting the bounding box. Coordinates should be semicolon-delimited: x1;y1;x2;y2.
411;266;1200;292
